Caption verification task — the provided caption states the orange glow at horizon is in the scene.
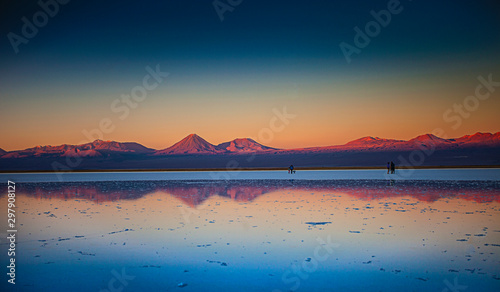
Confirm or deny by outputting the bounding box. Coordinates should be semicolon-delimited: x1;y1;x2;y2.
2;66;500;151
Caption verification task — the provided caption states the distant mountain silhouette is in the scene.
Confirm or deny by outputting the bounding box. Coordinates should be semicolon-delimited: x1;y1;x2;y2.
454;132;500;146
155;135;277;155
155;134;220;155
1;139;154;159
272;132;500;154
345;136;404;147
216;138;276;153
1;132;499;170
0;148;5;155
408;134;453;148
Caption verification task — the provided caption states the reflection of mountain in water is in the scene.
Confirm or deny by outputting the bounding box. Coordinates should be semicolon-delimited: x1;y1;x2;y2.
159;184;274;207
13;180;500;206
14;181;283;206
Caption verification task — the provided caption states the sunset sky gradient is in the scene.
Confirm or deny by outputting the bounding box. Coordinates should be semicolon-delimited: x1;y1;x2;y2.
1;0;499;151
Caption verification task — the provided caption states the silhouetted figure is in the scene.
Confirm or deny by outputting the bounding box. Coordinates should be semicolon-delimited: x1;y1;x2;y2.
390;161;395;174
289;165;295;174
387;162;390;174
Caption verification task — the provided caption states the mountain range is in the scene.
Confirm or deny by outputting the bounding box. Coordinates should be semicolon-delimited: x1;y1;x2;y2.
2;132;500;158
1;139;154;159
1;132;499;170
155;134;277;155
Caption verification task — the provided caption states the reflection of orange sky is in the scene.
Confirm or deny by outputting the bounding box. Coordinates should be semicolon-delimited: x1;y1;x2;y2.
9;180;500;250
15;181;500;207
3;178;499;286
7;186;499;261
163;186;268;208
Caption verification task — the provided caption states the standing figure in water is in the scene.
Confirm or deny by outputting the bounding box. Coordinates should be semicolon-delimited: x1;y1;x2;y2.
387;162;391;174
390;161;395;174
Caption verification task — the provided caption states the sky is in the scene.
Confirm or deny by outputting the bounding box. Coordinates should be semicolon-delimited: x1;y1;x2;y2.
1;0;499;151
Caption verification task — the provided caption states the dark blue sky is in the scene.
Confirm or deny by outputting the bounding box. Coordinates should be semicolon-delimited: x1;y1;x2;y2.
2;1;499;66
1;0;499;150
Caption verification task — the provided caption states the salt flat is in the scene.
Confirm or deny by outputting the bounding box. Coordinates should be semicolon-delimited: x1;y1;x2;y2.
1;168;500;183
1;177;499;291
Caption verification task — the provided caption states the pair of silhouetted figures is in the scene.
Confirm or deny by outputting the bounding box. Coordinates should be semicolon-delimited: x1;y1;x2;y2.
387;161;396;174
288;165;296;174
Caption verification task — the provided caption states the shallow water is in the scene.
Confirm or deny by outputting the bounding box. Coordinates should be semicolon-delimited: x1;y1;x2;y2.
2;168;500;183
1;177;499;291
